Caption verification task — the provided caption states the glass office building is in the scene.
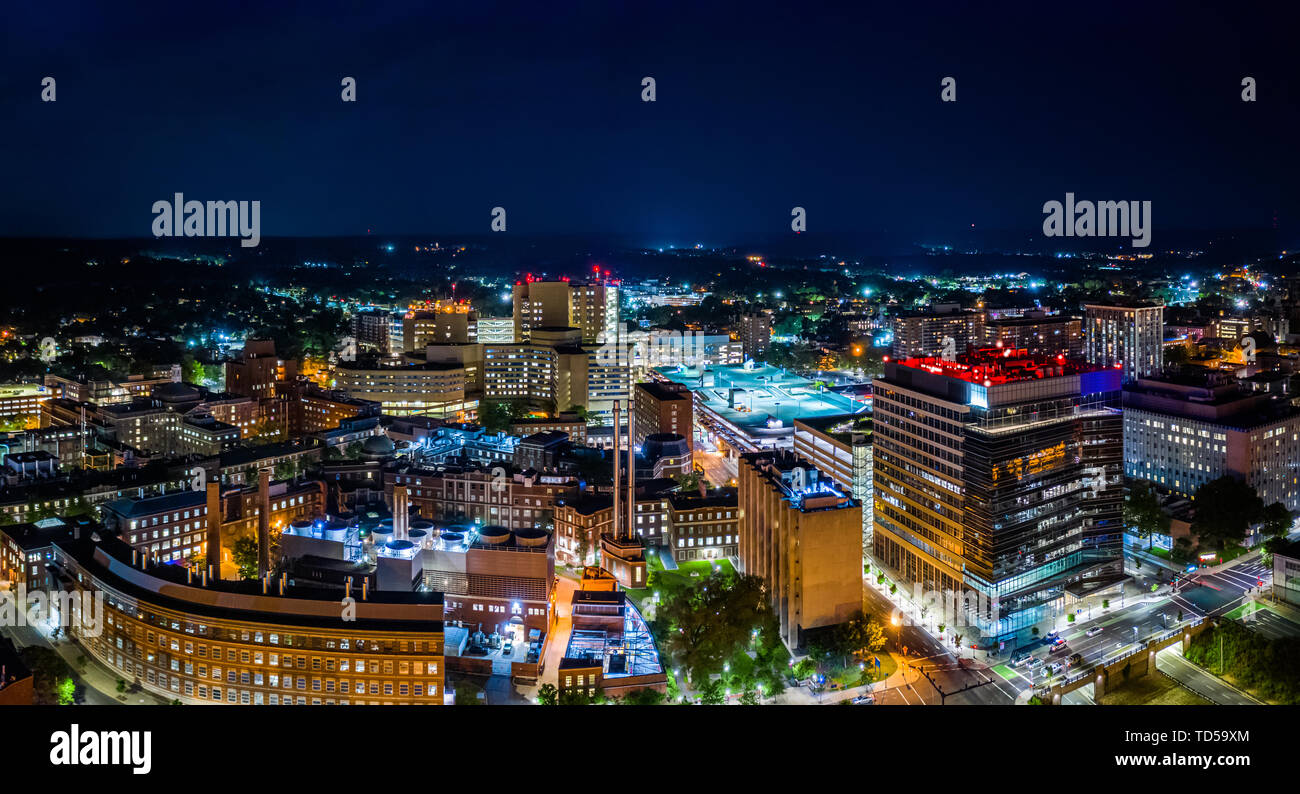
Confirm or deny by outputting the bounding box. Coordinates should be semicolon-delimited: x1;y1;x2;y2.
872;348;1124;644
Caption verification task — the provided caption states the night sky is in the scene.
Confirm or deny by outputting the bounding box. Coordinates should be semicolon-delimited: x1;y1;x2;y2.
3;0;1298;246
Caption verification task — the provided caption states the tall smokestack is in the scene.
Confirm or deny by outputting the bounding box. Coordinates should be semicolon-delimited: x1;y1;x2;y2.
611;400;620;542
393;485;409;540
257;468;272;579
205;481;223;581
626;403;635;541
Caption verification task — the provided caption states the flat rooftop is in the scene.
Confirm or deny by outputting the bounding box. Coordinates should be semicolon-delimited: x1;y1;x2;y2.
654;363;867;444
895;348;1101;386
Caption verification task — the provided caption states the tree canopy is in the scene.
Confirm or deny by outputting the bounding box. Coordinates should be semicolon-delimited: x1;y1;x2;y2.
1125;480;1170;546
656;570;780;685
1191;476;1264;550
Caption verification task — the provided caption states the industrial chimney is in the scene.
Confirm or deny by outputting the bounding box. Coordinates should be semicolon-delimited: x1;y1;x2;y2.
626;403;635;541
205;481;223;581
393;484;409;541
611;400;620;543
257;467;272;579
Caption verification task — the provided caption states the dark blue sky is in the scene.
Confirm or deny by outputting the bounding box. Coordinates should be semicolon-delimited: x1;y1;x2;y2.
3;0;1297;246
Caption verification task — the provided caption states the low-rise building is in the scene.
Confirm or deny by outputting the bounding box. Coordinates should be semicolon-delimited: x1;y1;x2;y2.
665;487;738;562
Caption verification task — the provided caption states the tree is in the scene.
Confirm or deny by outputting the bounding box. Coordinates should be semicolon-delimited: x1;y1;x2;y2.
698;679;726;705
477;400;514;434
231;536;260;580
792;658;817;681
273;459;297;481
1192;476;1265;551
536;683;558;705
622;688;665;706
1262;502;1294;539
658;572;780;685
1125;481;1170;550
566;404;591;424
739;689;761;706
1164;344;1191;369
829;611;886;666
558;688;596;705
18;646;76;705
676;470;703;492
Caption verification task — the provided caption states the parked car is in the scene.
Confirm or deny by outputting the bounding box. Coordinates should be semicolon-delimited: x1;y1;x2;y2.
850;695;875;705
502;640;514;656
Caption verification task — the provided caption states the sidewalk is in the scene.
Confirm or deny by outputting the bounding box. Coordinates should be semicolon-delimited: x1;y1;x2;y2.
1127;545;1182;574
775;651;914;705
3;623;165;705
48;634;167;705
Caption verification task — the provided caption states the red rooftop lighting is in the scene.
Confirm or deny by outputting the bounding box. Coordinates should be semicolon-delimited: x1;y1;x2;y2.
897;347;1098;385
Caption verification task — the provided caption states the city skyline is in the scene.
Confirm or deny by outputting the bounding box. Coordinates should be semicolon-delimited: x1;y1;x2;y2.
1;3;1291;779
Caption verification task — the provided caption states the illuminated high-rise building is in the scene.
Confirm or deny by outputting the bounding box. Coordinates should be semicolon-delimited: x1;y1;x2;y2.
512;277;619;345
1084;301;1164;382
872;348;1124;643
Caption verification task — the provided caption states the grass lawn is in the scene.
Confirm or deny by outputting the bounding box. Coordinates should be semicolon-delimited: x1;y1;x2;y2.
819;651;898;689
1097;672;1212;706
1147;547;1171;560
1216;544;1250;564
626;555;735;611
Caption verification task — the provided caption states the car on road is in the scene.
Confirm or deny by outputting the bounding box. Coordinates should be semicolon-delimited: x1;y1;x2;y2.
1011;650;1032;666
1086;625;1103;637
1026;656;1044;669
850;695;874;705
502;640;514;656
1048;642;1069;655
1045;661;1064;676
1050;636;1067;647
